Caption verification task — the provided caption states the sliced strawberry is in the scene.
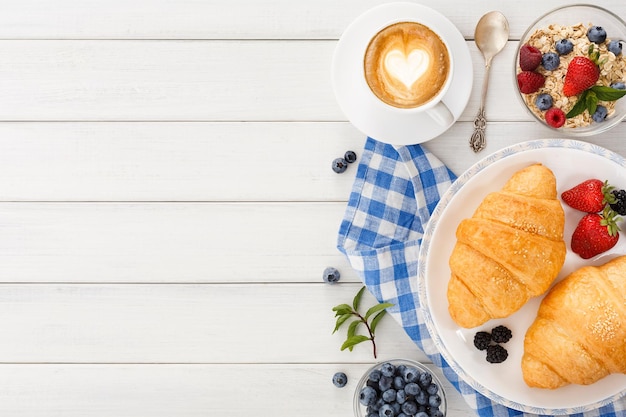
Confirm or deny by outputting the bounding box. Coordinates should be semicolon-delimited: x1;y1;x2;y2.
517;71;545;94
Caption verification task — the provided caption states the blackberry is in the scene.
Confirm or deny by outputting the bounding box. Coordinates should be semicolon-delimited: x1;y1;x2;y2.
610;189;626;215
473;331;491;350
486;344;509;363
491;325;512;343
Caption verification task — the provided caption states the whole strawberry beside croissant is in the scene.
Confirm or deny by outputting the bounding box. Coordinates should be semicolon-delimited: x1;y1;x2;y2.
561;178;625;258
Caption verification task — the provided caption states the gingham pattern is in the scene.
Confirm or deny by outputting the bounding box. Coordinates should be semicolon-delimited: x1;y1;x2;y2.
337;137;625;417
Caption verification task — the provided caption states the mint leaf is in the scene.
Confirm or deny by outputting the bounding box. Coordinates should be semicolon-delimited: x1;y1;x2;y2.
586;91;598;116
365;302;394;320
353;286;366;311
566;90;589;118
340;335;370;351
590;85;626;101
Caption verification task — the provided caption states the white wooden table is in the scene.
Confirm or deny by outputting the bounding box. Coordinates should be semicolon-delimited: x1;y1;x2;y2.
1;1;625;416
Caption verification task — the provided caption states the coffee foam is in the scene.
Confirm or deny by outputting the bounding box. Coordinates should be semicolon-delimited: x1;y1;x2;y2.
364;22;450;108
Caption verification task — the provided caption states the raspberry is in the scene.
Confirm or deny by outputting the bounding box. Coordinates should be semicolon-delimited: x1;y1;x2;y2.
486;344;509;363
491;325;512;343
473;331;491;350
545;107;566;128
517;71;545;94
519;44;542;71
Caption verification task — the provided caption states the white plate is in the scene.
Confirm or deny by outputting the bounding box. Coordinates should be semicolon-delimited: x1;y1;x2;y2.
331;2;472;145
418;139;626;414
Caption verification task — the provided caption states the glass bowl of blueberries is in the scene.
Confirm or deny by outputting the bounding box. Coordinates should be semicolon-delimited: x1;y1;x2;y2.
514;5;626;136
353;359;446;417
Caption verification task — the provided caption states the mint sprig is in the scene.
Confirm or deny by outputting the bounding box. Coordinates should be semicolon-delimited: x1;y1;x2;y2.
332;286;393;358
566;86;626;119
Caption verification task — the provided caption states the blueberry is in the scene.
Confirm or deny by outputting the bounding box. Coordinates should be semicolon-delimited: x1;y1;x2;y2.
535;93;553;111
430;412;444;417
378;375;393;392
608;40;623;55
331;157;348;173
555;39;573;55
332;372;347;388
382;388;396;403
379;403;394;417
393;376;406;390
404;382;420;396
396;414;408;417
396;389;407;404
322;267;340;283
415;390;428;406
381;362;396;378
541;52;560;71
611;81;626;90
426;383;438;395
587;26;607;44
428;394;442;408
369;369;382;383
344;150;357;163
359;386;378;406
592;105;608;123
418;371;432;388
395;364;407;377
401;401;418;416
390;402;401;415
402;366;420;383
415;412;429;417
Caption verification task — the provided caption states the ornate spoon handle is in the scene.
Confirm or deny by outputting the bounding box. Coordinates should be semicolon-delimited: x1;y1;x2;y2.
470;59;492;153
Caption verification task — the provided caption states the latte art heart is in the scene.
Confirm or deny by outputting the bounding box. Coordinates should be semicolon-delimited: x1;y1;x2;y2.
364;22;451;109
384;49;430;89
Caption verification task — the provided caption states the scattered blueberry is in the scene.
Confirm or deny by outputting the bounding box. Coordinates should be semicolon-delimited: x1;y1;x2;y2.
344;150;358;163
587;26;607;44
611;81;626;90
359;386;378;406
332;372;347;388
555;39;573;55
535;93;553;111
541;52;560;71
332;157;348;173
608;40;623;55
322;266;340;283
592;105;608;123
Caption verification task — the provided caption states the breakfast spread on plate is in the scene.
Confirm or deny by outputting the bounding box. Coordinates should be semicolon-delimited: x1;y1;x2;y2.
446;164;566;328
516;23;626;128
522;255;626;389
446;163;626;389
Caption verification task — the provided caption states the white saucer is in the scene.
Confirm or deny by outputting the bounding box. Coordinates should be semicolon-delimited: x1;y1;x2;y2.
332;2;473;145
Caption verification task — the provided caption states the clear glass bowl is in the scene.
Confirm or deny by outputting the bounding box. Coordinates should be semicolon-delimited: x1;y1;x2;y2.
514;4;626;136
353;358;447;417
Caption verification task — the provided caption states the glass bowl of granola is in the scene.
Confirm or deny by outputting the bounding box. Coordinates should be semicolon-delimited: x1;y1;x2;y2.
514;5;626;136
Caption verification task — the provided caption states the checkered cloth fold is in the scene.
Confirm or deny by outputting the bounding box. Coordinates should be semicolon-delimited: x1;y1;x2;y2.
337;137;625;417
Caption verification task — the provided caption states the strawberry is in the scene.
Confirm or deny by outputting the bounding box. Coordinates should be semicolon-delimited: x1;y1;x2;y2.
519;44;542;71
544;108;565;128
561;179;614;213
571;208;620;259
517;71;545;94
562;56;600;96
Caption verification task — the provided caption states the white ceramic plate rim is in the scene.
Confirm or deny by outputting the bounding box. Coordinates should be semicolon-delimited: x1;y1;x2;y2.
331;2;473;145
418;139;626;414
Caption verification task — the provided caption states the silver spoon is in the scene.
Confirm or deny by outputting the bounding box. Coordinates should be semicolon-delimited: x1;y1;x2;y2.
470;11;509;153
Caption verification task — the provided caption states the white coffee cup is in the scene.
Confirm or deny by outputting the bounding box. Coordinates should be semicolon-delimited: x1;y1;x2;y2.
362;20;454;126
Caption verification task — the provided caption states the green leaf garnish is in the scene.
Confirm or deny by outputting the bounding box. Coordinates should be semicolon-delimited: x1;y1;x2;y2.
331;286;393;358
566;86;626;119
566;90;589;118
589;85;626;101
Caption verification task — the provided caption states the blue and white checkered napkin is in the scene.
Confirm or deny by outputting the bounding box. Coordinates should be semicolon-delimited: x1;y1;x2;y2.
337;137;625;417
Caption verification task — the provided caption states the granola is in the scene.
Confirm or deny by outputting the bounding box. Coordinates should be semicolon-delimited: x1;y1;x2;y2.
518;23;626;128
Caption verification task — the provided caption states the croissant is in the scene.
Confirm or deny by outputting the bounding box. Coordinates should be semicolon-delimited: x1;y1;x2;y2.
447;164;566;328
522;255;626;389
